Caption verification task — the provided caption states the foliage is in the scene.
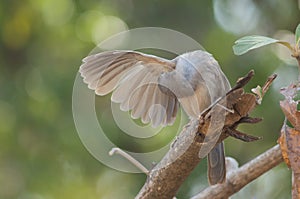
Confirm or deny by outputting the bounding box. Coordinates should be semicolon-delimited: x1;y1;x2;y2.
1;0;299;198
233;24;300;57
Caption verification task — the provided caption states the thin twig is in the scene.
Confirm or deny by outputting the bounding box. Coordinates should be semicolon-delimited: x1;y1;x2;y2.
109;147;149;174
190;144;283;199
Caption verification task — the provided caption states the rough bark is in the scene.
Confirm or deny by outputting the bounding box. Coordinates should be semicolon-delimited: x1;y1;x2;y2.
136;71;276;199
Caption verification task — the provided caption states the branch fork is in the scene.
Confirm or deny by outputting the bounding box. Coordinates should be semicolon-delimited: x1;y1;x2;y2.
109;70;277;199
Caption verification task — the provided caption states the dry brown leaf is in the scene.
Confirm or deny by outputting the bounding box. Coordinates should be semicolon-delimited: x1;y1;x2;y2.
278;125;300;199
280;83;300;198
293;172;300;199
280;84;300;131
278;84;300;173
278;125;291;167
280;83;297;99
278;125;300;171
286;128;300;174
280;100;300;131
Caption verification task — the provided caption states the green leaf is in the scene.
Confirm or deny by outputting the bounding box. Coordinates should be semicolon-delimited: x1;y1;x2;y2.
233;35;279;55
295;24;300;44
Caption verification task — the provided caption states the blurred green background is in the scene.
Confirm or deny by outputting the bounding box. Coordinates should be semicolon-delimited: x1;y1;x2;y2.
1;0;299;198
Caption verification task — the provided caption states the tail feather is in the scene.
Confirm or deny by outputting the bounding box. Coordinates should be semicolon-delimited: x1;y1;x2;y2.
207;142;226;185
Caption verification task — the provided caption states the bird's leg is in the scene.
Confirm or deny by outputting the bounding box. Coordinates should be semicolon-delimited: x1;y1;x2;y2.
225;127;261;142
238;116;263;124
223;115;262;142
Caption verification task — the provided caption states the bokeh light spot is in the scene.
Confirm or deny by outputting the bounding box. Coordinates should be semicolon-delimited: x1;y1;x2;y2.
213;0;260;35
39;0;75;27
75;11;104;42
2;7;31;49
75;11;128;44
25;68;48;102
92;15;128;45
273;30;297;66
0;101;16;134
0;162;25;198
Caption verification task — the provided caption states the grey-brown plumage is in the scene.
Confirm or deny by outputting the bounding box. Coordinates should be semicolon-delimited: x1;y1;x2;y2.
79;50;231;185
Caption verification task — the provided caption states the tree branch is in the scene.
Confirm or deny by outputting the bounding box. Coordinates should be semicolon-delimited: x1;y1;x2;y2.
109;148;149;174
135;71;277;199
191;144;283;199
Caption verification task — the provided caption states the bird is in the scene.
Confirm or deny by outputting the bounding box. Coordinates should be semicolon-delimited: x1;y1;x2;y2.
79;49;231;185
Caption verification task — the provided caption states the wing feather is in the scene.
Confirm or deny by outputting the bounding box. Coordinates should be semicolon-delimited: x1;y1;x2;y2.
153;89;165;127
129;79;156;119
165;96;178;125
80;50;178;127
141;84;157;124
116;67;148;111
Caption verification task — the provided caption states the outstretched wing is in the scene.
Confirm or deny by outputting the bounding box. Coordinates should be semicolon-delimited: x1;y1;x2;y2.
79;50;179;127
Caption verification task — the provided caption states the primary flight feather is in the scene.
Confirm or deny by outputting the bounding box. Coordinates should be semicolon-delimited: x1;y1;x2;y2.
80;49;230;185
